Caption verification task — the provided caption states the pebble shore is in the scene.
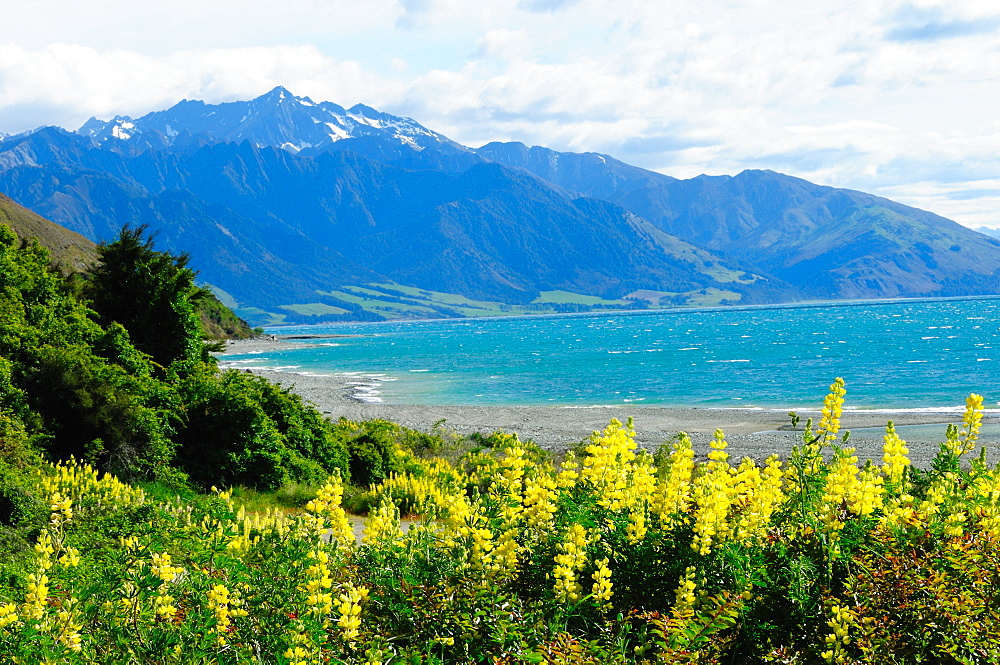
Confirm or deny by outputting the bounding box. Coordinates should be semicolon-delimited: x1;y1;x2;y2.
220;338;1000;467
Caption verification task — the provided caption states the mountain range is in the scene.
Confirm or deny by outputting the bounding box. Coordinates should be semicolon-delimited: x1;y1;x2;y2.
2;86;999;324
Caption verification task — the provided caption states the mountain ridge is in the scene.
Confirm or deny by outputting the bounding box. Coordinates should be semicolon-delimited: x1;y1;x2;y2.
1;87;998;324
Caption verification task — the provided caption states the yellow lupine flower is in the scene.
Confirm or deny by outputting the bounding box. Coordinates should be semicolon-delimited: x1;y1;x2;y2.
373;471;459;519
207;584;232;645
880;493;918;529
821;603;855;663
151;552;182;583
336;583;369;641
816;378;847;445
301;547;334;618
58;546;81;568
557;451;580;489
553;524;589;603
590;557;613;610
674;566;698;612
34;532;54;571
652;433;696;525
48;492;73;526
881;420;910;486
691;430;735;555
54;605;83;652
23;572;49;620
818;448;861;538
732;456;786;544
853;466;884;517
488;528;521;578
973;469;1000;536
626;509;647;544
943;511;967;538
581;419;638;512
154;593;178;621
363;498;402;546
917;476;953;522
625;454;656;542
469;526;495;571
954;393;984;455
37;458;145;519
305;475;354;546
523;473;558;534
0;603;18;631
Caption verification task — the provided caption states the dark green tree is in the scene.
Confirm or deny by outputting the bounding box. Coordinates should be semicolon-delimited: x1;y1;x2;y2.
87;225;206;368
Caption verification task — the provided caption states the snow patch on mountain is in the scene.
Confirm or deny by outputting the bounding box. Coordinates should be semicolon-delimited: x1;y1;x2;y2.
74;86;460;155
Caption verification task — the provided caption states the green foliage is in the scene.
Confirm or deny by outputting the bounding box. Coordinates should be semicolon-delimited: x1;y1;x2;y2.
1;219;350;492
335;419;403;488
0;224;175;480
0;459;46;591
86;225;205;367
19;343;177;479
845;532;1000;664
0;462;45;531
172;367;348;490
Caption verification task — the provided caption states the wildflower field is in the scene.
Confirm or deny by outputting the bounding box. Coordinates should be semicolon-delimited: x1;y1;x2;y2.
1;379;999;664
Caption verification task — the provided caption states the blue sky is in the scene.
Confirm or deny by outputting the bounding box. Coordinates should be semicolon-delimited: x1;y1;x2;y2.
3;0;1000;228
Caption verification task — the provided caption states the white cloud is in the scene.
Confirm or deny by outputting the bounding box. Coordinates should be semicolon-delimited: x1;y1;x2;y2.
0;44;400;130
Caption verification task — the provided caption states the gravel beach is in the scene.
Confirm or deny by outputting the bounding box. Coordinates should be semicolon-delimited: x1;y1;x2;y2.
221;338;1000;467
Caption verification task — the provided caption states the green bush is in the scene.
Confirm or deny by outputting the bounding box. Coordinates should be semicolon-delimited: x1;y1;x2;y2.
172;367;348;490
0;461;45;531
336;419;402;488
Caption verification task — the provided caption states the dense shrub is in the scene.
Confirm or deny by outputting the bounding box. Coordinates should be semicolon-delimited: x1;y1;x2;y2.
335;419;402;488
1;221;347;491
172;366;348;490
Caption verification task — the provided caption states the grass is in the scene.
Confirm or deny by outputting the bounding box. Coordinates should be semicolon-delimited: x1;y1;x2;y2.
622;289;678;304
533;290;631;306
684;287;743;306
277;303;349;316
233;306;287;326
227;482;321;513
368;283;509;309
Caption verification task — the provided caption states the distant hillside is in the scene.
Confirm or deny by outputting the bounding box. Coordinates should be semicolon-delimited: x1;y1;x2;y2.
0;192;97;275
1;87;998;324
479;144;1000;300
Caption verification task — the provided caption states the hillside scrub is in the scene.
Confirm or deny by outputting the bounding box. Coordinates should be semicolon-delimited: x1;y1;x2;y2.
0;222;389;490
0;381;998;663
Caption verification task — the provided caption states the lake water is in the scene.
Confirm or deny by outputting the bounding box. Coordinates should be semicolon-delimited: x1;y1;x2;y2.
219;296;1000;411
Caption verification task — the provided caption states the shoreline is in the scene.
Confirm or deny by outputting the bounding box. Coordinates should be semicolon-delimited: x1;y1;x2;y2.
219;340;998;467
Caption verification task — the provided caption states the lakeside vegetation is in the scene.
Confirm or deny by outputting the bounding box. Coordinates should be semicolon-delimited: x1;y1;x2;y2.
2;221;999;662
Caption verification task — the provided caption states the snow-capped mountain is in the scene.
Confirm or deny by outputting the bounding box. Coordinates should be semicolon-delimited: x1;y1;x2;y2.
4;86;1000;325
76;86;463;155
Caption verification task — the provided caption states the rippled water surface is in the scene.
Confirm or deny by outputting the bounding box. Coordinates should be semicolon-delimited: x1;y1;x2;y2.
219;297;1000;409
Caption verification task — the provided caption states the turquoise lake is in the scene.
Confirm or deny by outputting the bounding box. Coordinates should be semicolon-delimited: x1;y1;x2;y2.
219;297;1000;410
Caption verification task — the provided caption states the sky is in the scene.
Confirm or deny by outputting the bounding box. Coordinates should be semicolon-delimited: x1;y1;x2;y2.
3;0;1000;228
